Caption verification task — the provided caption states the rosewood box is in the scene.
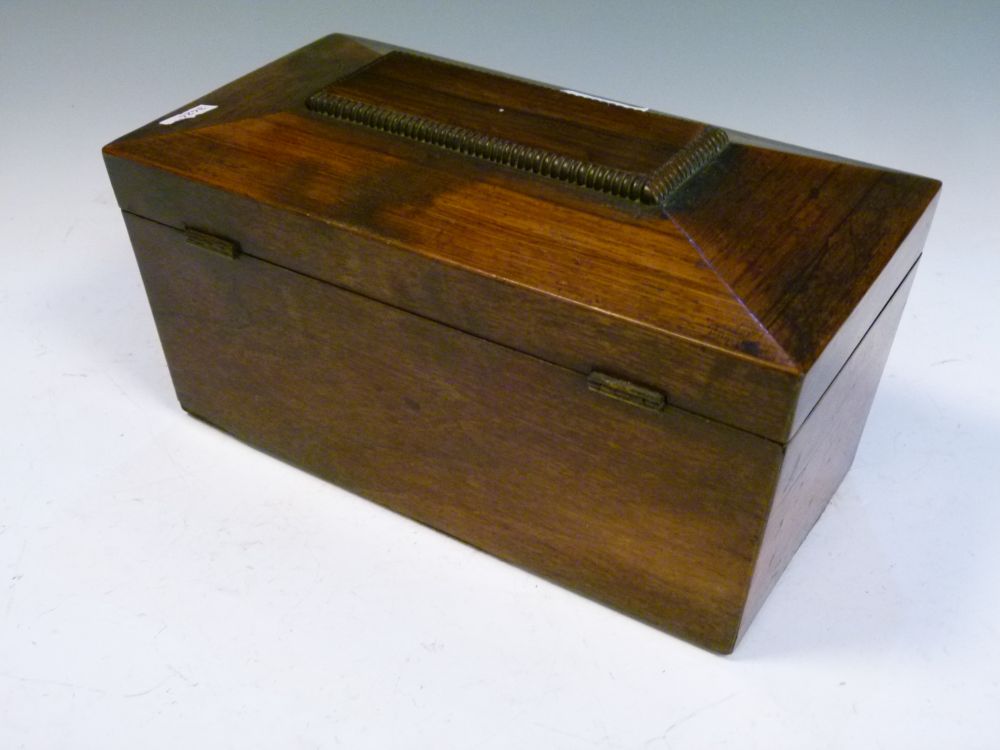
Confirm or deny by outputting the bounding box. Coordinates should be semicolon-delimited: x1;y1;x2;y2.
103;34;939;652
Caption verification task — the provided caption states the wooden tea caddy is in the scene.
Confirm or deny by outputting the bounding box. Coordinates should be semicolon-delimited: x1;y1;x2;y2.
103;34;939;652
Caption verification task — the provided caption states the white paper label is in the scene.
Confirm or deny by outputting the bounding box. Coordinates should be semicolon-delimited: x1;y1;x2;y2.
159;104;218;125
560;89;648;112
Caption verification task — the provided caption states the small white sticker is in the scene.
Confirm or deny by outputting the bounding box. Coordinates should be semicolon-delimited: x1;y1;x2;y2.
159;104;218;125
561;89;648;112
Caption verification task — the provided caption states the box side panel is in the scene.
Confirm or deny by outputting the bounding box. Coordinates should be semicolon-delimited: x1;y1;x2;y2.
668;143;939;385
124;212;783;653
789;198;937;436
738;263;919;641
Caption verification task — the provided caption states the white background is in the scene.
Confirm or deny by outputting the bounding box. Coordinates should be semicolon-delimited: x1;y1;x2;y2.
2;1;998;747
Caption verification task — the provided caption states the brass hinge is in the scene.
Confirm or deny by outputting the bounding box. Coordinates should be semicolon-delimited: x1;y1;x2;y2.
184;226;240;258
587;371;666;412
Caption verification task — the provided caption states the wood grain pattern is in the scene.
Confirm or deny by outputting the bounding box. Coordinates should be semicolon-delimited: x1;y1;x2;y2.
125;211;783;653
107;113;782;362
669;146;939;435
787;200;936;434
308;51;728;205
739;263;919;637
103;150;801;441
321;51;709;174
104;34;939;443
104;34;940;651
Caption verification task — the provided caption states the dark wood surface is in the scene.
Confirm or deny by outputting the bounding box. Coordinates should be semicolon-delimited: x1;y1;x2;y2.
105;34;940;651
670;149;939;435
104;153;801;441
124;211;784;653
120;207;921;652
739;263;919;638
103;34;939;443
321;51;710;174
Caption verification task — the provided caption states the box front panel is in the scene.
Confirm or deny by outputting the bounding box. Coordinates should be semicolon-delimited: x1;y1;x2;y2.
124;212;782;652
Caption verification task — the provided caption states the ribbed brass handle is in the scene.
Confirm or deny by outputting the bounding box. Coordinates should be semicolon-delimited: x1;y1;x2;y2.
305;52;728;207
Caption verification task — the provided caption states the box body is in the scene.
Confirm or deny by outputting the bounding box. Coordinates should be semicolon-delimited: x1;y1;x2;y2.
104;35;939;652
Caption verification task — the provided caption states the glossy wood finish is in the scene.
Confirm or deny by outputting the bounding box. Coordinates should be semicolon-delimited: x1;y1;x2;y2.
104;154;800;441
316;51;713;179
670;147;939;434
103;34;939;442
740;263;919;638
125;212;782;653
104;35;940;651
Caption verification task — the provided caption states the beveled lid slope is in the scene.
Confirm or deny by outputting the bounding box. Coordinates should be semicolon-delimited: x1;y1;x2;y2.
104;33;939;441
666;138;939;432
104;34;794;370
668;139;939;375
